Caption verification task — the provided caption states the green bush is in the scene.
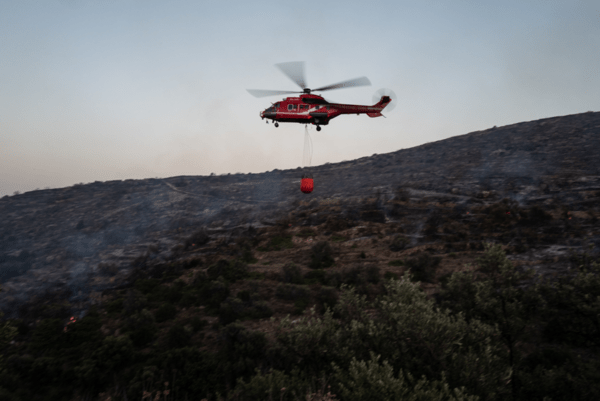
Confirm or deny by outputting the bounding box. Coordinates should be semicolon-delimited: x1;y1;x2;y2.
259;235;294;251
179;288;200;307
184;228;210;249
276;284;311;314
296;228;317;238
134;278;160;295
188;316;208;332
207;259;249;282
331;235;348;242
233;368;308;401
219;296;246;325
166;323;192;348
123;289;148;313
28;318;63;355
199;279;231;310
275;280;507;399
404;252;441;283
332;353;479;401
384;271;399;280
248;301;273;319
105;298;124;314
124;309;157;347
389;236;408;252
155;303;178;323
219;323;268;388
304;269;327;285
315;286;339;314
341;265;380;286
282;262;304;284
276;284;311;302
309;241;335;269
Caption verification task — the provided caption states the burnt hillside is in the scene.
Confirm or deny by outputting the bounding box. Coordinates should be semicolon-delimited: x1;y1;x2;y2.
0;110;599;319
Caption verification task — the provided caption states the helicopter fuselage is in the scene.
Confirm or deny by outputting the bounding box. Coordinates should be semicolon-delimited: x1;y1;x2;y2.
261;93;391;127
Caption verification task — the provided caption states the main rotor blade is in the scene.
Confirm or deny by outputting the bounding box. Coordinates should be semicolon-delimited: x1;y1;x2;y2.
246;89;300;98
275;61;307;90
312;76;371;92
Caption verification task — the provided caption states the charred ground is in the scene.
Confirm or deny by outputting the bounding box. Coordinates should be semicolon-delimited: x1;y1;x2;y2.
1;110;600;400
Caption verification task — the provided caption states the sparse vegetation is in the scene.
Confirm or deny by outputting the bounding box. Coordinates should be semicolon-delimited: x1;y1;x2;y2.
309;241;335;269
404;252;441;283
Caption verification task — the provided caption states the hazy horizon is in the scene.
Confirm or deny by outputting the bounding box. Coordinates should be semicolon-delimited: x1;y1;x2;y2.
2;0;599;197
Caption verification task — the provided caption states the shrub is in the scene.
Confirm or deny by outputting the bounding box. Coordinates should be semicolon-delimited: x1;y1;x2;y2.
147;279;185;305
207;259;249;282
389;236;408;252
341;265;380;285
105;298;124;314
309;241;335;269
233;368;308;401
219;296;246;325
123;289;148;314
124;309;157;347
394;187;410;202
316;286;339;314
332;353;478;401
189;316;208;332
324;215;350;232
276;284;311;314
248;301;273;319
296;228;317;237
28;318;63;355
259;235;294;251
276;284;311;302
520;205;552;226
155;303;178;323
220;323;268;387
388;260;404;267
135;278;160;295
331;235;348;242
184;228;210;249
199;279;231;310
179;288;200;307
166;323;192;348
304;269;327;285
384;271;399;280
282;262;305;284
404;253;441;283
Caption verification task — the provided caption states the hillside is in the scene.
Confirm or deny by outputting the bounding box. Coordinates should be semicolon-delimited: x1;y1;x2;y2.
0;110;600;400
1;111;599;317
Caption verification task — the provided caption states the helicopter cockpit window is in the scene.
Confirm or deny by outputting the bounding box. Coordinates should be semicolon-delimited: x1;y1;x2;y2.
288;104;293;111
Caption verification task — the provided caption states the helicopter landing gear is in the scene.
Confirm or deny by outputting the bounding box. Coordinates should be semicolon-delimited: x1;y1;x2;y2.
274;122;279;127
316;125;321;132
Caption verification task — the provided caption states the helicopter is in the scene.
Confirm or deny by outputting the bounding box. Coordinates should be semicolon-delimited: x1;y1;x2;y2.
247;62;396;131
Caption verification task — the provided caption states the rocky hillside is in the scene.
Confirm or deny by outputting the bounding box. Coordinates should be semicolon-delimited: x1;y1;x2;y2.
1;110;599;319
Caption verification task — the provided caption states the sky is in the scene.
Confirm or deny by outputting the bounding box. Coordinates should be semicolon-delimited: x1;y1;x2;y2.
1;0;599;197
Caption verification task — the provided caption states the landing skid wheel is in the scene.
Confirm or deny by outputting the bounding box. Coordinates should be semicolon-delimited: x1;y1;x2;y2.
274;122;279;127
316;126;321;132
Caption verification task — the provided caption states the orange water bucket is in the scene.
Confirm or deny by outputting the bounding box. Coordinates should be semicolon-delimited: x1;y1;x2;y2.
301;178;314;194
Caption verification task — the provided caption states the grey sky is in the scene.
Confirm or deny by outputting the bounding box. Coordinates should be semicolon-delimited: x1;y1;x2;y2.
1;0;598;197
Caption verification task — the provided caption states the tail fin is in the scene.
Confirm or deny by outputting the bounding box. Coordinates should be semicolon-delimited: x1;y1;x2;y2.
367;112;383;118
374;95;392;110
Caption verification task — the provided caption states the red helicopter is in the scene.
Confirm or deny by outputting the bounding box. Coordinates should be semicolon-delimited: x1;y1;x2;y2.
247;62;396;131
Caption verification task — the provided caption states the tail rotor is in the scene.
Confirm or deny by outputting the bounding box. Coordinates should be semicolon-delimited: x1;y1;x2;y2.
373;88;397;112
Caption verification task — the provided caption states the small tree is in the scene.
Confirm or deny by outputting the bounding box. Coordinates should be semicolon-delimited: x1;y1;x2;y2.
441;243;538;400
